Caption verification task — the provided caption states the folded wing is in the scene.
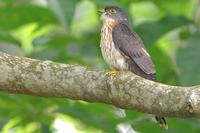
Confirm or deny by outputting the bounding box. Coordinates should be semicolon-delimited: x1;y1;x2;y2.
112;23;155;74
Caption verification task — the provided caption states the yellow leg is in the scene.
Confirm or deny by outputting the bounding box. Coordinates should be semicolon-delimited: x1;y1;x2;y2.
105;69;119;76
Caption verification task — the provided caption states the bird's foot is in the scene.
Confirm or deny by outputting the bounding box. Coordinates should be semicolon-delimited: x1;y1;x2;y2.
105;70;119;76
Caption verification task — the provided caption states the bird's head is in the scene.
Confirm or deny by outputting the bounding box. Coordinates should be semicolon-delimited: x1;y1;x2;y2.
98;6;128;23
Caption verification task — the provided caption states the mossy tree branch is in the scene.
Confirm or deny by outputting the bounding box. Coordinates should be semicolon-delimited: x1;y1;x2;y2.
0;52;200;118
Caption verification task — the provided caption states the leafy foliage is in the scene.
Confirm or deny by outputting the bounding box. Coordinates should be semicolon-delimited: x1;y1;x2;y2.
176;32;200;86
135;16;192;46
0;0;200;132
48;0;79;31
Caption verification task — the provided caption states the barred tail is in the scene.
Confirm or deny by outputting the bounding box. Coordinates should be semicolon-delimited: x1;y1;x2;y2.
155;116;168;129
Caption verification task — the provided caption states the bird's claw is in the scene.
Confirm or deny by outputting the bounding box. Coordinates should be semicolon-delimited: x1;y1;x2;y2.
105;70;119;76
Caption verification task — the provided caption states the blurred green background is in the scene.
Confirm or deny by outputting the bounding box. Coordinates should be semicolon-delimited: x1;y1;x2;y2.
0;0;200;132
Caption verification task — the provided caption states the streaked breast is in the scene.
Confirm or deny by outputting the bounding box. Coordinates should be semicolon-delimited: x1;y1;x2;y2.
100;23;129;70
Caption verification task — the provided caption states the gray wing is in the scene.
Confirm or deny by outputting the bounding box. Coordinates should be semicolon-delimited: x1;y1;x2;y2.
112;23;155;74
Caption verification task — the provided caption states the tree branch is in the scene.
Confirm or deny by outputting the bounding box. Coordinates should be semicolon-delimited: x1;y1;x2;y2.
0;52;200;118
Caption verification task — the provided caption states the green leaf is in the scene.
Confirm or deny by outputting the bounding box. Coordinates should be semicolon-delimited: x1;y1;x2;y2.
130;1;165;25
149;44;178;85
176;32;200;86
135;16;192;47
152;0;195;18
93;0;121;7
58;102;123;133
0;32;20;46
0;5;57;30
47;0;78;31
71;0;99;35
0;0;14;5
166;118;200;133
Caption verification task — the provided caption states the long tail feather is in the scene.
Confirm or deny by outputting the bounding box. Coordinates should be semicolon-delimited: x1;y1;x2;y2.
155;116;168;129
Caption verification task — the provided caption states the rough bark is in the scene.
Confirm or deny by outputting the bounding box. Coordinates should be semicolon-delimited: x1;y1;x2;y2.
0;52;200;118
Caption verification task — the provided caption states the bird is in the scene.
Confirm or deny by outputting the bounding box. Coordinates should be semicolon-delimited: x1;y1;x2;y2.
98;6;168;129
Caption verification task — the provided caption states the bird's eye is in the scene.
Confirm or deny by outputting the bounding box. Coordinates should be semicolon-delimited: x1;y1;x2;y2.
110;9;116;14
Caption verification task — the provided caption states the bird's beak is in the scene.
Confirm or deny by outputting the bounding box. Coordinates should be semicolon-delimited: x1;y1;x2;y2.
97;9;105;14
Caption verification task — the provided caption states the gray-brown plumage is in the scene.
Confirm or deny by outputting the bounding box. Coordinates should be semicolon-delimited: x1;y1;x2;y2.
99;6;168;129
